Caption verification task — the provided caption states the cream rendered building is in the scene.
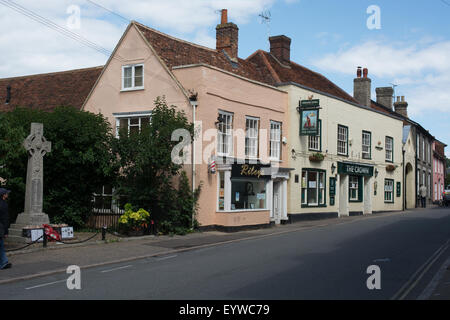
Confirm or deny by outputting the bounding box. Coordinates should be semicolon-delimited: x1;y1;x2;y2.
248;38;404;220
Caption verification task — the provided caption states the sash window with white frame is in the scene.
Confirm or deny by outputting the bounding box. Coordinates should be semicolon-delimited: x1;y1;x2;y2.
122;64;144;91
349;176;359;201
308;120;321;151
218;111;233;156
337;125;348;155
245;117;259;158
362;131;371;159
384;179;394;203
270;121;281;160
385;136;393;162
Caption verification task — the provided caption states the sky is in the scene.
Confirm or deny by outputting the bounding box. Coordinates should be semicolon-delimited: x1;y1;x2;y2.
0;0;449;156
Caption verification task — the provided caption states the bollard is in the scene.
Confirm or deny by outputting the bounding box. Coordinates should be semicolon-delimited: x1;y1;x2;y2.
43;232;47;248
102;226;106;241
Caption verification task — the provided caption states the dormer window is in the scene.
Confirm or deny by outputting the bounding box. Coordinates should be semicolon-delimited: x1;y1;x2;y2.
122;64;144;91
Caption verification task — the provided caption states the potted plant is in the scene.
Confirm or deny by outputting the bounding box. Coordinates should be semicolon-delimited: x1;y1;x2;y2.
386;164;396;172
118;203;151;236
309;152;325;162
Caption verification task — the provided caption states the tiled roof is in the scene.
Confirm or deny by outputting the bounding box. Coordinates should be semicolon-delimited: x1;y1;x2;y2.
0;66;103;112
134;22;268;84
246;50;359;104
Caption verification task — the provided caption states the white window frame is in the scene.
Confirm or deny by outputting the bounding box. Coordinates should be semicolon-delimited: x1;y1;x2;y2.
384;179;394;203
217;111;233;157
114;112;152;138
121;64;144;91
349;175;359;201
308;120;321;152
337;125;348;156
270;121;282;160
362;131;371;159
245;116;259;159
385;136;393;162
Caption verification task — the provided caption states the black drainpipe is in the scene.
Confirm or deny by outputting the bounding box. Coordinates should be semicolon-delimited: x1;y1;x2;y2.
5;85;11;104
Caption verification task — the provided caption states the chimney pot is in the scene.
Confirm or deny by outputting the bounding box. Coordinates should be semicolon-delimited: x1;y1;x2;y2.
221;9;228;24
363;68;368;78
394;95;408;118
357;67;362;78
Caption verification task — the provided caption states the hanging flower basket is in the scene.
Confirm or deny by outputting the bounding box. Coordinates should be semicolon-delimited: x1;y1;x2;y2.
309;153;325;162
386;164;396;172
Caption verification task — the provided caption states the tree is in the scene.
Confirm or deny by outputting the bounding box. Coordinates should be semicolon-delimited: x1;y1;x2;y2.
0;106;118;227
112;97;200;233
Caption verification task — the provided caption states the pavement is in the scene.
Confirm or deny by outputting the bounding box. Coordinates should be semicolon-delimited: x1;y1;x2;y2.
1;207;450;300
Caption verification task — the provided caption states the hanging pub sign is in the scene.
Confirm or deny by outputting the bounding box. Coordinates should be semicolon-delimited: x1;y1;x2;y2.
299;108;320;136
231;164;271;180
300;99;320;108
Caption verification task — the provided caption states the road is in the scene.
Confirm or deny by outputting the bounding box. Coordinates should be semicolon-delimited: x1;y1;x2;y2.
1;207;450;300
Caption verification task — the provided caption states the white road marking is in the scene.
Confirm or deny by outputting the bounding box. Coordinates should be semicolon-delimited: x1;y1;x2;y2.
25;279;66;290
155;255;177;261
100;265;133;273
373;258;391;263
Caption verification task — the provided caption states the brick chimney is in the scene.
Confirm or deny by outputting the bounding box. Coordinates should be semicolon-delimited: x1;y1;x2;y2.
269;35;291;65
353;67;371;108
216;9;239;61
394;96;408;118
375;87;394;109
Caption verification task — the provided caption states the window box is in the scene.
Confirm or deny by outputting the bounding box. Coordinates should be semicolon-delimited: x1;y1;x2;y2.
309;152;325;162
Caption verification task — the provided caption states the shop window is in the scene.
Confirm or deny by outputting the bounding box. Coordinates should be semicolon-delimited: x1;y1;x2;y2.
231;179;266;210
218;171;225;211
301;169;326;207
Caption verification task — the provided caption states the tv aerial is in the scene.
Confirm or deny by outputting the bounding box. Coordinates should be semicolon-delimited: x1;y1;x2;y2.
259;10;272;50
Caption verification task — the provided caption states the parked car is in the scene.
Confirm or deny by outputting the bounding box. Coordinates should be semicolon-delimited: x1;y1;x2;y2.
443;185;450;206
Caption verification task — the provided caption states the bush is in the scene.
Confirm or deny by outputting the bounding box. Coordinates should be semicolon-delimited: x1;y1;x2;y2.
0;106;118;228
112;97;200;235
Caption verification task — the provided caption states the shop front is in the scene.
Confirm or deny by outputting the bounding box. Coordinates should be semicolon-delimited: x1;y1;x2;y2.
337;161;374;217
216;161;290;228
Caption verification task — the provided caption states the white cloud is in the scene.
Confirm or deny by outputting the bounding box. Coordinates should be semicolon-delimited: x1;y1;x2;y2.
311;39;450;117
0;0;277;78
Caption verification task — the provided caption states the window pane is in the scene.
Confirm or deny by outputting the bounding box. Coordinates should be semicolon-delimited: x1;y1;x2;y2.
123;67;132;88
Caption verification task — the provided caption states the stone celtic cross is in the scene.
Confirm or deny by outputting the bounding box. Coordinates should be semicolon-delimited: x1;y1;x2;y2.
16;123;51;225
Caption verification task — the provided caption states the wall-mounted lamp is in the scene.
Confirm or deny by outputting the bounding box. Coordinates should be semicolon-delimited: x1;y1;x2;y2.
375;168;379;178
331;163;336;174
215;114;224;128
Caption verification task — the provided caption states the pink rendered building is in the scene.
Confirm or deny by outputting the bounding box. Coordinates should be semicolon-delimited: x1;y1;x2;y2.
432;140;447;202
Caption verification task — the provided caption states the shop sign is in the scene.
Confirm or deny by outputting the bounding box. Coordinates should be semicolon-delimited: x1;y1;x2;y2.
337;162;374;177
231;164;271;179
300;108;319;136
329;177;336;197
